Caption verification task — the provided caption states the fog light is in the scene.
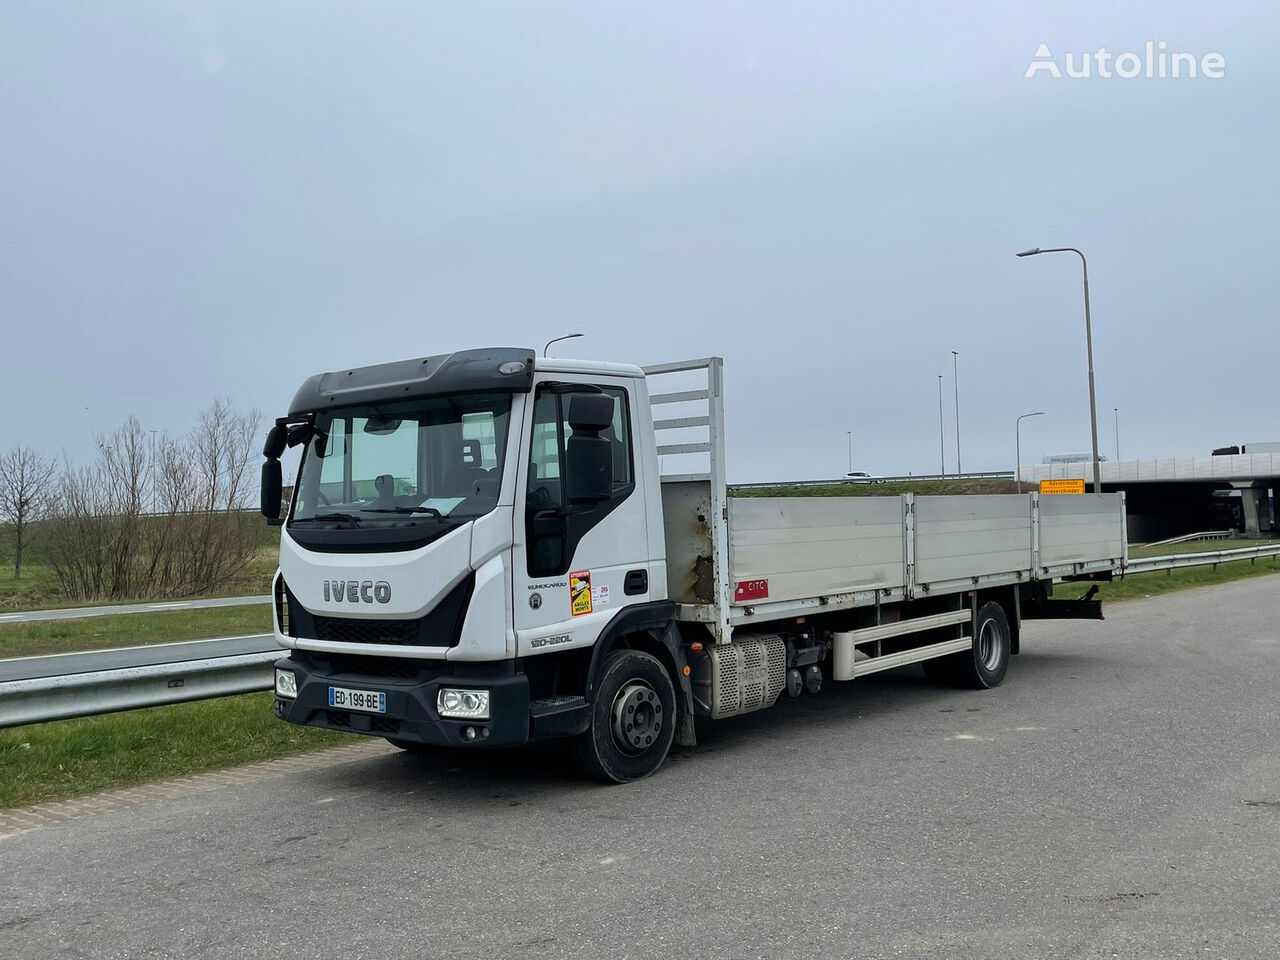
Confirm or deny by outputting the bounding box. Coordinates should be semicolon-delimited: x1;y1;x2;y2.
275;669;298;698
437;687;490;720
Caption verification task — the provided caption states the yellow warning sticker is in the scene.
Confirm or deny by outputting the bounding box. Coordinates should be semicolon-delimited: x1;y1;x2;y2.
570;570;593;616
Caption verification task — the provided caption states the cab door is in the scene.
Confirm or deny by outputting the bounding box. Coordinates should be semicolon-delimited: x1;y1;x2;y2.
512;377;651;656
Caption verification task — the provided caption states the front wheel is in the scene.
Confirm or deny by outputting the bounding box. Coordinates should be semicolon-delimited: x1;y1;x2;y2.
572;649;677;784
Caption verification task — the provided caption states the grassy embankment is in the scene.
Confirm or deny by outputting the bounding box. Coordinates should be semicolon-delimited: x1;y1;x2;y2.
0;519;278;658
0;522;280;612
0;693;348;810
0;605;273;660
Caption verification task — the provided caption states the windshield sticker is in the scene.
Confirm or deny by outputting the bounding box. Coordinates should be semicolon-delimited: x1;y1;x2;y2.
570;570;593;616
420;497;465;516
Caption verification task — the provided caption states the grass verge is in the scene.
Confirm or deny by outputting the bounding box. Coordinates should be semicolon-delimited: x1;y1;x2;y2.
0;692;350;810
0;605;272;660
0;532;278;612
1094;554;1280;603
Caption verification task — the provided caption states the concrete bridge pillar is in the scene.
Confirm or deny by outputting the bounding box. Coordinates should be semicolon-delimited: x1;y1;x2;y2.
1231;482;1273;537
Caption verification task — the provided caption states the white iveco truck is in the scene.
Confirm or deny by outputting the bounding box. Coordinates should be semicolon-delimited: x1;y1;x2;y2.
261;349;1126;782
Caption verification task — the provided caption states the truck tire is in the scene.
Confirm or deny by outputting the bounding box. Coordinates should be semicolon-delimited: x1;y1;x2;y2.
572;649;677;784
923;601;1011;689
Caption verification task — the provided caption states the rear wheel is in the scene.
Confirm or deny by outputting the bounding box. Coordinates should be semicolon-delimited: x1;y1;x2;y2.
923;600;1011;689
572;649;677;784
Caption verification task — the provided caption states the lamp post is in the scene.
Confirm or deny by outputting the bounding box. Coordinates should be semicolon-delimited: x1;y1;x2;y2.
937;374;945;477
846;431;852;473
1016;246;1101;493
951;350;961;475
1016;411;1046;493
543;333;584;357
1114;407;1120;461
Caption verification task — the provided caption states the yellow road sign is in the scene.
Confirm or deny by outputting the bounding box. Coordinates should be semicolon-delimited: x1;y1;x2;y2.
1040;478;1086;495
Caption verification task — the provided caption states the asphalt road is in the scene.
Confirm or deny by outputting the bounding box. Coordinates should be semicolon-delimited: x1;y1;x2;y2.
3;576;1278;960
0;595;270;624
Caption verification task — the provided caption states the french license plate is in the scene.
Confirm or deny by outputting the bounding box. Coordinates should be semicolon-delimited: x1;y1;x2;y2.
328;685;386;714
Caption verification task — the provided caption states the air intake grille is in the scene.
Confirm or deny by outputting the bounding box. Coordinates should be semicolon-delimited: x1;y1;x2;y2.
313;616;421;646
322;711;401;736
324;654;428;680
274;577;290;635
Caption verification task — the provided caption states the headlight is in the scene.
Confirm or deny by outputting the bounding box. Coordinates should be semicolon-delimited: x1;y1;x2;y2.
437;687;490;720
275;669;298;698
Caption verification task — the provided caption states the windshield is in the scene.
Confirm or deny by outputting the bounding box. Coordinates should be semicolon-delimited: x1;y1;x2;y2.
291;394;512;527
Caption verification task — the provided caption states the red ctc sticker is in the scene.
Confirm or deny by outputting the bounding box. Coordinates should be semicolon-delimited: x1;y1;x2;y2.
734;579;769;602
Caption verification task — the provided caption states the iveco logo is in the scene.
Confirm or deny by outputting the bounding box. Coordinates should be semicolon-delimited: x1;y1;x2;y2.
323;580;392;604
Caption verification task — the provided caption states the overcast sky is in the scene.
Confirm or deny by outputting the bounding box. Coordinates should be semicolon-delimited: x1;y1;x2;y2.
2;1;1276;482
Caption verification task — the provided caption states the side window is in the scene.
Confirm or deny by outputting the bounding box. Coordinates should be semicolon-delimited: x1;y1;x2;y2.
604;389;633;487
527;390;565;511
525;384;635;576
526;386;632;510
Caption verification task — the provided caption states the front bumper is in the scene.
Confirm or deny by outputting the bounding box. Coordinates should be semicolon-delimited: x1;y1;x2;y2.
273;654;530;747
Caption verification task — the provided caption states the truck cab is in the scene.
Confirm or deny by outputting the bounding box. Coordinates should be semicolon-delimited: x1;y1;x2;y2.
265;347;684;781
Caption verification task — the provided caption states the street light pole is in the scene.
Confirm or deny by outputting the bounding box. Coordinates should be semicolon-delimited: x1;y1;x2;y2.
1016;246;1102;493
1016;411;1046;494
1114;407;1120;461
543;333;584;357
951;351;961;475
846;431;852;473
937;375;945;478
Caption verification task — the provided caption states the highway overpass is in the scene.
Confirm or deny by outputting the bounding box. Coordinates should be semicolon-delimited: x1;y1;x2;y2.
1022;452;1279;538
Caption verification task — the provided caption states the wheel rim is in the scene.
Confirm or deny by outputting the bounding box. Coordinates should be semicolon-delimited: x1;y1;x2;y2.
977;618;1002;670
610;680;663;755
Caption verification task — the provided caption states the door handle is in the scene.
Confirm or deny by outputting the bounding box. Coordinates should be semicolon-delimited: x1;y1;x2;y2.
624;569;648;596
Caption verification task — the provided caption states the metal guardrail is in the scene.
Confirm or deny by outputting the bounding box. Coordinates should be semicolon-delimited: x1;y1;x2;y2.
0;635;278;729
2;542;1279;728
1143;530;1233;548
1121;543;1280;576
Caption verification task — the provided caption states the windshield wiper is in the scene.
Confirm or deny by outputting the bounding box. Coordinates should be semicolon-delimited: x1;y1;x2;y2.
293;512;362;524
362;507;445;519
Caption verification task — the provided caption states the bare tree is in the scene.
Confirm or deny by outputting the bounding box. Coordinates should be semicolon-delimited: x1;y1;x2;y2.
43;401;264;601
0;445;59;579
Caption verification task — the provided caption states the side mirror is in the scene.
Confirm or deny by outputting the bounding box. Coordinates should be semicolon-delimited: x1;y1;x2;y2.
263;424;287;460
564;393;614;505
261;459;283;521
